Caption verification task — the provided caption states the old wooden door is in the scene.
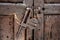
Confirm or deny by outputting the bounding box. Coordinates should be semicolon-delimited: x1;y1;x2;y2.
24;0;60;40
0;15;14;40
43;0;60;40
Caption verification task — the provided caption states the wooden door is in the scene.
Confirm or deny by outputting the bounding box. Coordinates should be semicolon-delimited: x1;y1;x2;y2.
5;0;60;40
29;0;60;40
43;0;60;40
44;15;60;40
0;15;14;40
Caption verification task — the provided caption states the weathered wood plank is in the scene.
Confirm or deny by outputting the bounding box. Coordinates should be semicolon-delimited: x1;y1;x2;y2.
44;15;60;40
24;0;33;7
44;0;60;3
0;4;26;40
0;0;23;3
0;15;14;40
44;4;60;14
34;14;43;40
34;0;44;8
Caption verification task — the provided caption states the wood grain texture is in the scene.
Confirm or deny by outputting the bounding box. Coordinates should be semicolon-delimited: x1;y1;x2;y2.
0;16;14;40
44;0;60;3
0;0;23;2
44;15;60;40
44;4;60;14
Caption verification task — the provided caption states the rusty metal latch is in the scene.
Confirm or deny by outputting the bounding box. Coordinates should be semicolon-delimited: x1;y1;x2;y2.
16;7;41;38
